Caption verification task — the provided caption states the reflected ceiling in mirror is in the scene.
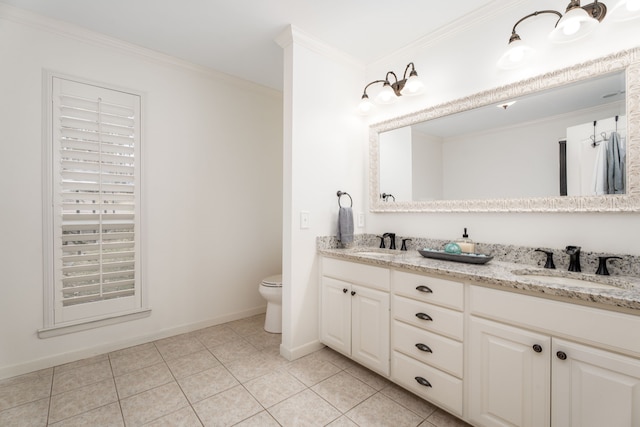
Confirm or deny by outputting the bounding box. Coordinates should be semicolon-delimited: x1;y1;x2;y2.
370;49;640;212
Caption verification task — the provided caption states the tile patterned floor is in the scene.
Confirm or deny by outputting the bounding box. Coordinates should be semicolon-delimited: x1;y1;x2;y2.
0;314;472;427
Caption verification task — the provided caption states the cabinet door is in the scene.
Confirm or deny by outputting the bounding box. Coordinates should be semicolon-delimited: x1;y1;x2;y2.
351;284;390;376
320;276;351;356
552;339;640;427
468;316;550;427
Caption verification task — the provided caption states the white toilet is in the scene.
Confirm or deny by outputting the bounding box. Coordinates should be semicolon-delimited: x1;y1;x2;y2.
258;274;282;333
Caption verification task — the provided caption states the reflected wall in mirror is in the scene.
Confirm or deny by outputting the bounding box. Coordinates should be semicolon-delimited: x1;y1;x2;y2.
370;49;640;212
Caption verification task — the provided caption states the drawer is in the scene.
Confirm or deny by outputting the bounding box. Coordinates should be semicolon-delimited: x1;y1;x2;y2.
393;295;463;341
322;257;390;291
392;351;463;416
393;270;463;310
392;320;463;378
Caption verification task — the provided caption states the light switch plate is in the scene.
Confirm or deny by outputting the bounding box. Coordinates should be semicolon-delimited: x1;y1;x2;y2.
300;211;310;229
357;212;365;227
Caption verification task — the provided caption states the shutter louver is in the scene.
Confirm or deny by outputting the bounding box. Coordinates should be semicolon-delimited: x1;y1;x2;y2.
51;77;141;324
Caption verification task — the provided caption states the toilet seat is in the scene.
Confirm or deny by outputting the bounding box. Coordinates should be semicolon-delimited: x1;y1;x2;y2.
261;274;282;287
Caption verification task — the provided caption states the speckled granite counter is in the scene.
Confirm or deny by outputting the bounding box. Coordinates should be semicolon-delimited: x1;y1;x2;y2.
318;246;640;314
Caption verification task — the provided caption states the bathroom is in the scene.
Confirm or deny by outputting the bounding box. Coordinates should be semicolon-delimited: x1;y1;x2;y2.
1;0;640;425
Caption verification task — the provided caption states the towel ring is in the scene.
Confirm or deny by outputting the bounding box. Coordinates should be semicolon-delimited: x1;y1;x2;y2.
337;191;353;208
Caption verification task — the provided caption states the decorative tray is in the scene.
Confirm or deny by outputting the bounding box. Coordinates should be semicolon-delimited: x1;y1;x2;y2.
418;248;493;265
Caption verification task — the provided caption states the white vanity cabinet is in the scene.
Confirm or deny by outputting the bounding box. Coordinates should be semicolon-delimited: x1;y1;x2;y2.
468;285;640;427
320;257;390;376
390;270;465;416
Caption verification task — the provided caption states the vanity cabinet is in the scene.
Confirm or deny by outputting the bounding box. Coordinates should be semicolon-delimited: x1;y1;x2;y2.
390;270;464;416
320;257;390;376
468;285;640;427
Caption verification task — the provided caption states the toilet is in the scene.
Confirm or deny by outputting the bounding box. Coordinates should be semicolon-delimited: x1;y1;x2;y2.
258;274;282;333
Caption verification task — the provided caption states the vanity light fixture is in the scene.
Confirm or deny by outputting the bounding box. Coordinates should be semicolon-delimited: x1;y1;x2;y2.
357;62;425;115
497;101;517;110
498;0;614;70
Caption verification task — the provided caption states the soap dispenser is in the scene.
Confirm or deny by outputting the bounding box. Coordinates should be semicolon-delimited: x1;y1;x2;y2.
456;228;475;253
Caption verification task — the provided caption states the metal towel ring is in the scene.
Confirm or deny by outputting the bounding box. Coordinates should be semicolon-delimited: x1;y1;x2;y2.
336;191;353;208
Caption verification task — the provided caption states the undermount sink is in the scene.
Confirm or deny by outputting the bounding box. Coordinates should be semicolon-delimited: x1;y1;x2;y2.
354;251;396;257
514;272;620;290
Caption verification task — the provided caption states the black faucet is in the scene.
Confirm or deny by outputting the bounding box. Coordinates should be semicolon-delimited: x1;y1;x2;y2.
534;249;556;269
596;256;622;275
565;246;581;272
383;233;396;250
377;235;386;249
401;238;412;251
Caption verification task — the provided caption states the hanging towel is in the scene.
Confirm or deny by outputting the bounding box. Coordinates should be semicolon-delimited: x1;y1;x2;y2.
337;207;354;244
606;131;625;194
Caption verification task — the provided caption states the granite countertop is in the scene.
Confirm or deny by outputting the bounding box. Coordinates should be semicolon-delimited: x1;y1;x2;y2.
318;247;640;314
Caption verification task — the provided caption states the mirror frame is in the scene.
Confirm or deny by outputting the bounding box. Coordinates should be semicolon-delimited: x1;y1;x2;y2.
369;48;640;213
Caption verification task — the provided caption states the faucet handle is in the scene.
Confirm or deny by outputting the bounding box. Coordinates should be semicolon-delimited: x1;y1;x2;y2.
401;238;412;251
535;249;556;269
595;256;622;276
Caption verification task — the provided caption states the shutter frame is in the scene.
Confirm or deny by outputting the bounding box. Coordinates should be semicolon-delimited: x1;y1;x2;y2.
45;75;143;327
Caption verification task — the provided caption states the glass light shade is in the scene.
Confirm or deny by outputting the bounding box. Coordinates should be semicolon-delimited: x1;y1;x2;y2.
496;38;535;69
400;74;425;96
609;0;640;21
375;83;398;104
549;7;599;43
357;95;374;114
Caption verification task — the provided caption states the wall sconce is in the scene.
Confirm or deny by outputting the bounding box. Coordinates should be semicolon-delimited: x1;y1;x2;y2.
358;62;425;114
497;0;640;70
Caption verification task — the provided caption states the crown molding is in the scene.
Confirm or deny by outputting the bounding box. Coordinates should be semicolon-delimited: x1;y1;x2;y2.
0;3;281;98
276;25;365;71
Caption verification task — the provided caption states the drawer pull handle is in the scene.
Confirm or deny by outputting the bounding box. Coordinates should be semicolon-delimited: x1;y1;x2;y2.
351;291;356;296
415;312;433;321
556;351;567;360
532;344;543;353
415;343;432;353
343;288;348;293
415;376;432;387
416;285;433;293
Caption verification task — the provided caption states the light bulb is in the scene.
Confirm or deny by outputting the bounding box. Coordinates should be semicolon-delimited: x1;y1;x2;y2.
549;7;599;43
357;95;374;114
400;74;424;96
497;38;534;69
609;0;640;21
375;83;398;104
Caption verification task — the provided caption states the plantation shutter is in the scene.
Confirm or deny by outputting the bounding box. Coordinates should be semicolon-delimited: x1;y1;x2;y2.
51;77;142;325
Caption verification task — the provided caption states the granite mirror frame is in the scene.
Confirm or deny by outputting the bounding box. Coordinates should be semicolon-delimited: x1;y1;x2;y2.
369;49;640;213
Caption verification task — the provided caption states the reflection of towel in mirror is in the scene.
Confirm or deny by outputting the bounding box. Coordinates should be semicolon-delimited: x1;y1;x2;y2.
337;207;354;244
607;131;625;194
592;140;607;195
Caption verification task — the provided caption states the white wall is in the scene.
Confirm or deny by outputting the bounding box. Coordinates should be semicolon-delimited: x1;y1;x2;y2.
0;7;282;378
278;27;366;359
362;0;640;255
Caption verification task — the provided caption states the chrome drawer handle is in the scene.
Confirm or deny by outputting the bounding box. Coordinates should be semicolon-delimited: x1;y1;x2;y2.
415;343;432;353
416;285;433;293
415;312;433;321
415;376;432;387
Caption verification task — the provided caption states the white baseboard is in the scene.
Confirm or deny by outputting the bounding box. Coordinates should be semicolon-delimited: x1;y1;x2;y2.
280;339;325;361
0;306;266;380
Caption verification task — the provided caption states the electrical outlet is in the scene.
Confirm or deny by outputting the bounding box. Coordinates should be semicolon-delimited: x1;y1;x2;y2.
300;211;310;229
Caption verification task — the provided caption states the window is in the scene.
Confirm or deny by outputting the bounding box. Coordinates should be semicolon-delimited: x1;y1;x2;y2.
43;74;145;333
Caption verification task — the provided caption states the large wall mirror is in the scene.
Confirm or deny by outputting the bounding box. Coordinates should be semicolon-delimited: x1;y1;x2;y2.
369;49;640;212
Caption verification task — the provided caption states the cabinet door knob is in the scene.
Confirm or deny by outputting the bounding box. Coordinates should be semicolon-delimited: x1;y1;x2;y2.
415;376;432;387
351;291;356;296
415;312;433;321
532;344;543;353
416;285;433;293
415;343;433;353
556;351;567;360
343;288;348;293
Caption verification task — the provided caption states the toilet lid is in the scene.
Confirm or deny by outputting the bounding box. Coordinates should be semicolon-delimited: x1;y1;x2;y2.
261;274;282;287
